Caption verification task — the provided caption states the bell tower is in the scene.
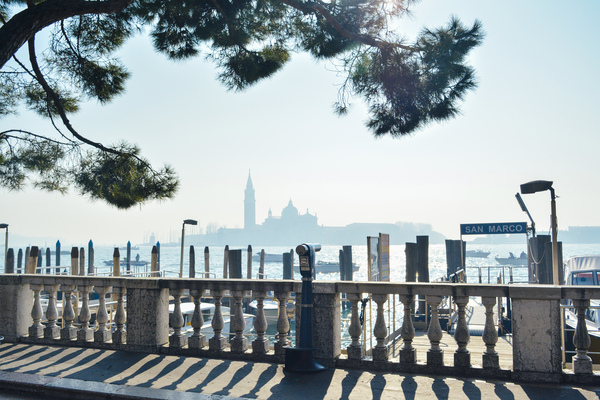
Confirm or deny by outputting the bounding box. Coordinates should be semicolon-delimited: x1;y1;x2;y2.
244;171;256;229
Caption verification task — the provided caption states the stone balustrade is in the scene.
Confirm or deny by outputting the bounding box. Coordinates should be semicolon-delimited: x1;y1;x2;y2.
1;274;599;385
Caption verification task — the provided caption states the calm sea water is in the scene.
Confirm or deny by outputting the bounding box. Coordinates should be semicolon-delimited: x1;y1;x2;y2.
31;242;600;283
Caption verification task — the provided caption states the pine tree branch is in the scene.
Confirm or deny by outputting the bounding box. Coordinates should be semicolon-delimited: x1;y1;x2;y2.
276;0;416;51
0;0;132;69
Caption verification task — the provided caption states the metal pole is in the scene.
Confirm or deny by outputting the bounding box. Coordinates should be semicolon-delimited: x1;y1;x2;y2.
550;188;559;285
179;223;185;278
3;226;7;270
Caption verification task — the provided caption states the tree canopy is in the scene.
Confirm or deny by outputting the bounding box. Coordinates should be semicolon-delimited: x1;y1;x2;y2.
0;0;483;208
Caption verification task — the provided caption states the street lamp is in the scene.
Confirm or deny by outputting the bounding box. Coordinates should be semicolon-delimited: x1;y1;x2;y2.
0;223;7;270
180;219;198;278
515;193;536;237
520;180;559;284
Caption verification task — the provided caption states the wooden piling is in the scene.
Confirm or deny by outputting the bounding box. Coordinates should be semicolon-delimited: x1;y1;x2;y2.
229;249;242;279
151;245;159;274
17;248;23;273
343;245;353;281
189;246;195;278
247;245;252;280
27;246;38;274
70;247;78;276
259;249;265;279
36;248;42;271
88;240;94;275
79;247;85;276
405;242;417;282
55;241;61;275
126;241;131;272
113;248;120;277
283;253;292;280
45;247;51;274
6;248;14;273
223;245;229;279
445;239;465;278
204;246;210;278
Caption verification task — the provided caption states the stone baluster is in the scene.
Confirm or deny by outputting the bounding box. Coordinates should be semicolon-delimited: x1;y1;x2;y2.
573;299;593;374
112;286;127;344
29;284;44;338
43;284;60;339
230;290;248;353
453;296;471;368
169;289;188;348
399;294;416;364
77;285;94;342
93;285;112;343
274;291;291;355
372;294;389;361
209;289;225;351
481;296;499;369
60;284;77;340
188;289;206;349
426;295;444;366
346;292;363;360
252;291;269;354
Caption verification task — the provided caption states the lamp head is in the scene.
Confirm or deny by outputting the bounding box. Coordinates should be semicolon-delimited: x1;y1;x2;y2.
183;219;198;226
515;193;528;212
0;223;8;229
520;180;553;194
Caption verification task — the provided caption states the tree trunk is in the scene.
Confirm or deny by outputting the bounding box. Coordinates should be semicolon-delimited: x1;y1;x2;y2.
0;0;132;68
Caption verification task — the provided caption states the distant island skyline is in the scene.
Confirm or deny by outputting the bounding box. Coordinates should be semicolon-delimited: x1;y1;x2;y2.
6;173;600;248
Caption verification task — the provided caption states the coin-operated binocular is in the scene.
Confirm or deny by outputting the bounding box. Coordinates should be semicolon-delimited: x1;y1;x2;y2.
284;243;327;373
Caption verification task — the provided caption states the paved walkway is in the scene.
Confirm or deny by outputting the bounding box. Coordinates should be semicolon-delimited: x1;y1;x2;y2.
1;343;600;400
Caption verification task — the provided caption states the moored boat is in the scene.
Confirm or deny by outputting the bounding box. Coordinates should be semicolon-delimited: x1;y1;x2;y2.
466;250;490;258
495;252;527;266
563;255;600;363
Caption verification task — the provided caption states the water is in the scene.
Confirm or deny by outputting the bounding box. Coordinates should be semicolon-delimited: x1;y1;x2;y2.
19;242;600;282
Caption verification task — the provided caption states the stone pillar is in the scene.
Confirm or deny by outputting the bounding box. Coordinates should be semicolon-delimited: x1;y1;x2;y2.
169;288;188;348
0;277;33;341
188;289;206;349
112;286;127;344
252;291;270;354
274;291;291;355
572;299;593;374
77;285;94;342
209;289;226;351
481;296;499;369
512;293;562;382
453;296;471;369
28;284;44;338
372;294;388;361
60;284;77;341
230;290;248;353
426;295;444;366
43;284;60;339
346;292;363;360
399;294;416;364
126;283;169;350
94;285;112;343
312;285;341;363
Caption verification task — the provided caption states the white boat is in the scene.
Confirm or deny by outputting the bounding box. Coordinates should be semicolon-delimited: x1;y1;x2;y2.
315;260;359;274
563;255;600;363
248;299;280;324
252;253;284;263
466;250;490;258
495;252;527;266
169;302;254;338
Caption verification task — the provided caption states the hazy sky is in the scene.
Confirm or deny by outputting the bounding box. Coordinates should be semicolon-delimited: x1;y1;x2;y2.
2;1;600;247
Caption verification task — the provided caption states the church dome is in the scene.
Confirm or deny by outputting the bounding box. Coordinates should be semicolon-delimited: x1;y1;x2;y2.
281;199;299;219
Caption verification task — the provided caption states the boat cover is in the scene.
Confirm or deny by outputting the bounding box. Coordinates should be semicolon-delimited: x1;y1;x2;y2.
564;255;600;279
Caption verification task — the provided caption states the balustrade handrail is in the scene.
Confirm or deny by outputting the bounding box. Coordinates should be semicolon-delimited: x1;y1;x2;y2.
3;274;600;385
